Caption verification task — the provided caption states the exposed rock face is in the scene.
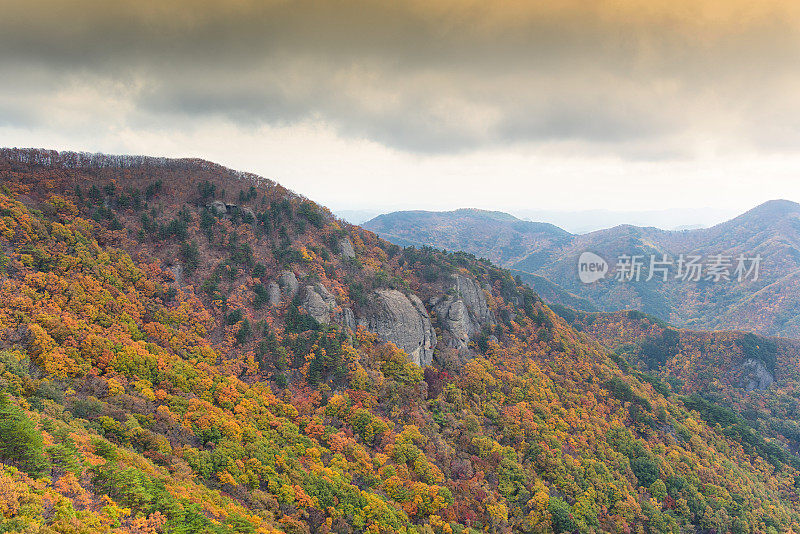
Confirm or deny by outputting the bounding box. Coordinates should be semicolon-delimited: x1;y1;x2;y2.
291;282;356;330
169;264;184;287
364;289;436;366
278;271;299;300
339;238;356;259
334;307;357;332
300;284;337;324
432;273;494;350
739;358;775;391
209;200;227;216
208;201;248;219
267;282;281;307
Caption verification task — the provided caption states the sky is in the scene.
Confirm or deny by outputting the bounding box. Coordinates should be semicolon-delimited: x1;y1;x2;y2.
3;0;800;221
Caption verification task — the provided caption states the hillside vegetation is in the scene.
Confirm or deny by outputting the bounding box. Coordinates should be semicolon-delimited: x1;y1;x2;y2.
0;149;799;533
552;307;800;468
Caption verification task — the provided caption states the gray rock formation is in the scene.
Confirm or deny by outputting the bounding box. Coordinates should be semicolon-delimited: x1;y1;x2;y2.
339;238;356;259
295;284;356;331
209;200;228;216
207;201;247;219
738;358;775;391
169;264;184;287
278;271;299;300
432;273;494;350
267;281;281;307
300;284;337;324
334;307;357;332
364;289;436;366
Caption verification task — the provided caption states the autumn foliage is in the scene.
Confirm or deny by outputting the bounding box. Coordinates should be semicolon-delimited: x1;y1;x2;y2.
0;149;799;533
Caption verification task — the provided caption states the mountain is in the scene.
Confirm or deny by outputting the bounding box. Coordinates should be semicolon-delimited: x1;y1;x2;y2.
534;199;800;335
511;207;736;234
364;201;800;338
2;148;800;533
363;208;572;267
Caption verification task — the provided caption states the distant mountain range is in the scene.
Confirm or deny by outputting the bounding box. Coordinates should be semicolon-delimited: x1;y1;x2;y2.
511;207;737;233
363;200;800;337
362;208;572;266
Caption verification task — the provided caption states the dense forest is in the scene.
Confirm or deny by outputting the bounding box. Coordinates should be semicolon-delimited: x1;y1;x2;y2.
553;307;800;467
1;149;800;533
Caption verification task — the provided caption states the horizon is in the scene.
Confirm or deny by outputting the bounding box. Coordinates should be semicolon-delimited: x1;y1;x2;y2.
0;145;786;233
339;205;746;233
0;145;782;234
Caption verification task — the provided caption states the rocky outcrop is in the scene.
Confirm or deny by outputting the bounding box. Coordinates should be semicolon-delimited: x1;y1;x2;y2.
207;201;252;220
339;238;356;259
209;200;228;216
334;307;357;332
267;281;281;307
300;283;337;324
364;289;436;366
278;271;299;300
294;283;356;331
432;273;494;351
169;264;184;287
738;358;775;391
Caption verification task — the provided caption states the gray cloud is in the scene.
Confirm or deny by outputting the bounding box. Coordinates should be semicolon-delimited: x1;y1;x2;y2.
3;0;800;156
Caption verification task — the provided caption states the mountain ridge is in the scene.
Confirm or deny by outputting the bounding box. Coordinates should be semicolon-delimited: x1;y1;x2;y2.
364;200;800;337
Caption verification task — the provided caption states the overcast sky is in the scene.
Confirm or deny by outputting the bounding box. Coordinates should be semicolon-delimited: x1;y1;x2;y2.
3;0;800;218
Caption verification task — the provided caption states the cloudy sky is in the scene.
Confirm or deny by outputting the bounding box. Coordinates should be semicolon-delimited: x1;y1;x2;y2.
3;0;800;220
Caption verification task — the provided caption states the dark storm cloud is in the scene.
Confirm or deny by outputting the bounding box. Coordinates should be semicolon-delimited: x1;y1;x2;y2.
3;0;800;155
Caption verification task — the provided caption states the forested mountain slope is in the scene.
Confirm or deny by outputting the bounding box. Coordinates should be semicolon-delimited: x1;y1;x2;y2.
552;306;800;460
364;202;800;338
0;149;799;533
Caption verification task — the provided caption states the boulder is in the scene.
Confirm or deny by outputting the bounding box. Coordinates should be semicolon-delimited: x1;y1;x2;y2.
339;238;356;259
267;281;281;307
364;289;436;366
209;200;228;216
278;270;299;299
300;284;337;324
433;273;495;351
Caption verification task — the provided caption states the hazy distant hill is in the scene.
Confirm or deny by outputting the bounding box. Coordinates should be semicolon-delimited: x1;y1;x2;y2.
511;207;736;233
363;208;572;266
364;200;800;337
